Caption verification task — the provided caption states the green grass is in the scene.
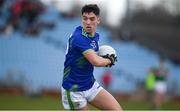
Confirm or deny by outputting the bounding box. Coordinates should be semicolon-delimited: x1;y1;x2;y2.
0;94;62;110
0;94;180;110
120;100;180;110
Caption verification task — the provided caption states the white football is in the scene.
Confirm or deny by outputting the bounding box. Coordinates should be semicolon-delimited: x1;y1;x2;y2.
98;45;117;57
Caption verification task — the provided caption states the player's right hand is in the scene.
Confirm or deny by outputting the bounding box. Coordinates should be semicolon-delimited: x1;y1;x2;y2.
102;54;117;67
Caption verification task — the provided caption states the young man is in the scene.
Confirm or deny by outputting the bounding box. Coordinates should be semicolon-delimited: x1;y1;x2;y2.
61;4;123;110
153;57;169;109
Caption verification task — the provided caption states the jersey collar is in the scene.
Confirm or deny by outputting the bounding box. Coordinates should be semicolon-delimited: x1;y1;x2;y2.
82;27;95;38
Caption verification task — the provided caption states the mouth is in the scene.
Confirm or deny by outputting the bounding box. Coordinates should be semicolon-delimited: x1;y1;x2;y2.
86;26;91;29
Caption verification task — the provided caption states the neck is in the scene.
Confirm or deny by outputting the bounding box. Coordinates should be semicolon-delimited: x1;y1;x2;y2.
88;32;95;37
82;27;95;37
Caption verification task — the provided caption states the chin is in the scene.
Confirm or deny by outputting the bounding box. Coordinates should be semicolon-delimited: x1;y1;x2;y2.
86;30;92;34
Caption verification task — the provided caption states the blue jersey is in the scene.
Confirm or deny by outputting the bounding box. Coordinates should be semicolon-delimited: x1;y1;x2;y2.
62;26;99;91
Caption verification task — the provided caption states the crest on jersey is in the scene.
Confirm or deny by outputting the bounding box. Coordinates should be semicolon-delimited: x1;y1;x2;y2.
90;40;97;49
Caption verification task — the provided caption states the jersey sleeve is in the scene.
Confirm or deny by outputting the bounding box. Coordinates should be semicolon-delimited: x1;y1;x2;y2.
73;36;92;54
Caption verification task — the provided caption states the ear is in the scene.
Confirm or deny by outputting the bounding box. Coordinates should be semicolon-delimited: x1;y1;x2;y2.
97;16;100;24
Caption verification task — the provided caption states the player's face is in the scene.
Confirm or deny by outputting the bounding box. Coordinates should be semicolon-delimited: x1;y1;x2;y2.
82;12;100;35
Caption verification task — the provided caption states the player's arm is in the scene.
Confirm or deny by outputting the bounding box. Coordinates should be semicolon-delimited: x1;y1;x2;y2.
83;49;111;67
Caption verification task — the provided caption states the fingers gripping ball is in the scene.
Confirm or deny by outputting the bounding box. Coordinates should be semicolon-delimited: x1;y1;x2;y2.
98;45;117;67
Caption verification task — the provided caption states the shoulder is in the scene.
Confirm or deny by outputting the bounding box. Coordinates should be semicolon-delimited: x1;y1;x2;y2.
72;26;82;37
72;26;89;42
94;33;100;41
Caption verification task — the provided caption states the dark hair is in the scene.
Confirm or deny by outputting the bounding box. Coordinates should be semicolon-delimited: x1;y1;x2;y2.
81;4;100;16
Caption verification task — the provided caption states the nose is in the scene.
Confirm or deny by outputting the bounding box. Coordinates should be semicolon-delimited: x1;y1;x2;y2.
86;19;90;25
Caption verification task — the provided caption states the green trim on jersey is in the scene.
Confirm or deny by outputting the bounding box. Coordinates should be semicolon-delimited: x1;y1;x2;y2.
70;84;78;92
66;90;74;110
82;49;93;55
63;66;71;79
82;28;94;38
76;56;88;68
82;28;88;37
156;76;166;81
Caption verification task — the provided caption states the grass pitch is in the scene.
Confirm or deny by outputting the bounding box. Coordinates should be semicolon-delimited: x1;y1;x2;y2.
0;94;179;110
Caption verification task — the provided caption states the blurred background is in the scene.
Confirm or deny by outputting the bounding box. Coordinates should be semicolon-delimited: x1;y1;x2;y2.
0;0;180;110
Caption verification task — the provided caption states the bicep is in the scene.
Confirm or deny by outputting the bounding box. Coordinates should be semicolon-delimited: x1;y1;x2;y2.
83;49;98;64
83;49;110;67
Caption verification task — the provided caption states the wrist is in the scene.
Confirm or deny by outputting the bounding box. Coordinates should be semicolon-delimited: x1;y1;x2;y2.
107;58;111;65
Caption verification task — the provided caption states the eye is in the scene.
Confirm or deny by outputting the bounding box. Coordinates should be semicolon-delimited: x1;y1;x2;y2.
90;17;95;21
83;17;88;21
